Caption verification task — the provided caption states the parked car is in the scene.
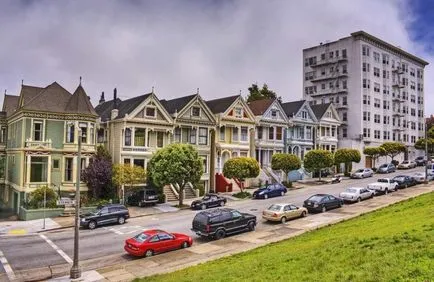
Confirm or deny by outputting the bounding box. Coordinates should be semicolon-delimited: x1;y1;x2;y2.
377;163;396;174
367;178;398;194
252;183;287;199
302;194;343;213
391;175;418;188
262;203;307;223
127;188;159;207
350;168;374;179
397;160;417;169
80;204;130;230
414;156;426;166
412;172;434;183
339;187;374;203
191;208;256;240
124;229;192;257
190;194;227;210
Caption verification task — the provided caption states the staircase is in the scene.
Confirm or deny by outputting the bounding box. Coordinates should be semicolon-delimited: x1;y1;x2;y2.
60;203;76;217
163;185;179;202
264;166;282;183
184;183;197;199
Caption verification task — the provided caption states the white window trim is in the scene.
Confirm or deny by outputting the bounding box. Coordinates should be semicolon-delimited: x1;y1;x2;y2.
145;106;157;118
191;106;201;118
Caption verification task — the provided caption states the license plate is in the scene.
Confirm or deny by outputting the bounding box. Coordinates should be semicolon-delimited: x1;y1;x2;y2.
149;196;155;199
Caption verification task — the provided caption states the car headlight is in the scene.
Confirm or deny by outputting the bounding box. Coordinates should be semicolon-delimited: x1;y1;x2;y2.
313;203;318;207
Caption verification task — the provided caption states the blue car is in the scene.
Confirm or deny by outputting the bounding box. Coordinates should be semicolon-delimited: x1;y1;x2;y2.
252;183;287;199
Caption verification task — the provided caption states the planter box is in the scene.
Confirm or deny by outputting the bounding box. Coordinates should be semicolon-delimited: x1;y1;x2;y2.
19;206;98;221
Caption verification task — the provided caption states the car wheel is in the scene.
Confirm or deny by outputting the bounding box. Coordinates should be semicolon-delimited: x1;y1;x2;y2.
264;194;268;199
220;201;225;207
201;204;207;210
181;241;189;249
301;211;307;217
384;189;389;195
118;216;126;225
404;184;408;188
88;220;97;230
321;206;326;213
214;229;226;240
248;221;256;231
144;249;154;257
280;191;284;196
280;216;287;224
357;197;361;203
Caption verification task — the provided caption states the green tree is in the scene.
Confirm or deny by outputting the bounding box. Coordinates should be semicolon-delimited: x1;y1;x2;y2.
303;150;334;181
223;157;260;191
246;83;281;102
112;164;146;202
334;149;361;174
271;153;301;182
82;145;114;199
26;186;58;209
147;144;203;206
380;142;406;161
414;138;434;154
363;147;386;168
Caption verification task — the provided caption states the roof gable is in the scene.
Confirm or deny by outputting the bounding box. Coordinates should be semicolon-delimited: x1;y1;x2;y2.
247;99;274;116
65;85;97;116
18;85;43;107
22;82;72;112
281;100;305;118
315;103;341;123
165;94;216;124
260;100;290;124
127;93;173;124
161;94;196;114
2;94;19;117
310;103;331;120
220;95;256;123
286;101;317;123
205;95;239;114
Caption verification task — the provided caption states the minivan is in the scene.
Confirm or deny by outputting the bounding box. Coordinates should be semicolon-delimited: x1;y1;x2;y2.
127;188;159;207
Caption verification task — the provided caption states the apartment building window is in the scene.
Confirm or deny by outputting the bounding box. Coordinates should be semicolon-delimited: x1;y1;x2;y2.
342;96;347;105
374;130;380;139
198;127;208;145
342;65;347;73
66;123;75;143
190;128;197;144
410;68;415;77
363;111;370;121
306;127;312;140
374;83;380;93
329;51;334;59
305;71;316;80
374;114;380;123
363;95;370;105
329;81;334;89
257;126;263;139
411;136;416;143
363;128;371;138
362;62;370;72
174;127;181;142
335;50;339;57
410;81;416;90
362;45;370;56
321;83;326;90
321;53;325;60
64;157;73;182
410;95;416;103
241;127;248;142
373;67;380;77
411;122;416;130
363;79;370;89
276;127;283;140
417;69;423;79
342;127;347;138
343;80;347;89
383;131;390;140
124;128;132;146
417;83;423;91
79;123;88;143
383;101;389;110
232;127;239;141
411;108;416;116
191;107;201;117
392;132;396;141
373;99;380;108
220;126;225;141
335;80;340;88
373;52;380;62
417;96;423;105
342;49;347;58
268;127;274;140
134;128;146;146
329;97;334;103
342;112;347;122
383;116;390;124
382;54;389;65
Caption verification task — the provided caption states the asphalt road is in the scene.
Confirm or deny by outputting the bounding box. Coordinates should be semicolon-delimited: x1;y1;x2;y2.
0;167;425;278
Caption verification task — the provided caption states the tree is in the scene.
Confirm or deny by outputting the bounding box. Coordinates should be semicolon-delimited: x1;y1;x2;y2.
303;150;334;181
112;164;146;202
246;83;281;102
223;157;260;191
82;145;114;199
363;147;386;168
380;142;406;161
26;186;58;209
334;148;361;174
271;153;301;182
147;144;203;206
415;138;434;154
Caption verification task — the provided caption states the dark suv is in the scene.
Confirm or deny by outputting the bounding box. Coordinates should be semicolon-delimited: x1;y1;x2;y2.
191;208;256;240
127;188;159;207
80;204;130;230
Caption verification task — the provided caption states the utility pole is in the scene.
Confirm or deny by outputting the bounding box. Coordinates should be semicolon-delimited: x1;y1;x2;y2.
70;128;82;279
425;121;429;183
42;187;46;229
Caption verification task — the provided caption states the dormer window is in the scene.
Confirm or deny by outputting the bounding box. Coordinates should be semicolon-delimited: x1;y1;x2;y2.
234;108;243;118
192;107;201;117
145;107;156;118
33;120;43;141
271;110;277;119
301;111;308;119
325;111;331;118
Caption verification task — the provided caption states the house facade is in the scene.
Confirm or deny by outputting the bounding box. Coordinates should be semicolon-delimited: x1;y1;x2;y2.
310;103;341;152
0;82;98;213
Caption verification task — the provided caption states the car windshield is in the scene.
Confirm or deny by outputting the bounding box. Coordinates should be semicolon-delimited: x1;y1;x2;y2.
202;196;210;200
133;233;150;243
393;176;405;181
345;188;358;193
267;204;282;211
379;164;387;168
308;195;324;202
355;169;364;173
377;179;388;183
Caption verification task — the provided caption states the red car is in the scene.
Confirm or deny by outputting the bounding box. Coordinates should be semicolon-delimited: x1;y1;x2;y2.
124;229;193;257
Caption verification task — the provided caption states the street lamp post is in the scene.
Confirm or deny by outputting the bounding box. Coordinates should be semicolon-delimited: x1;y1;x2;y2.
42;187;46;229
70;128;82;279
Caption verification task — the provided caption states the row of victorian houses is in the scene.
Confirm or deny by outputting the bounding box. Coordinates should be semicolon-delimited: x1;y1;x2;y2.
0;82;341;213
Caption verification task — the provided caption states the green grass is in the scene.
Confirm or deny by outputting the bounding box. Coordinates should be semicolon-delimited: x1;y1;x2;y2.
135;192;434;282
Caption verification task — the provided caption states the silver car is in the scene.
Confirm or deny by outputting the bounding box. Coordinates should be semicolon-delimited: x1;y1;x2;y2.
412;172;434;183
339;187;374;203
351;168;374;179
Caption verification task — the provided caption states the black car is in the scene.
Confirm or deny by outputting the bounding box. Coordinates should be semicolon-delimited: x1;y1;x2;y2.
191;208;256;240
391;175;418;189
190;194;227;210
414;156;426;166
303;194;343;213
127;188;159;207
80;204;130;230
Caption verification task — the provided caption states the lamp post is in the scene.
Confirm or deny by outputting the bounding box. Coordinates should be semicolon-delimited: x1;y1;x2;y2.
42;187;46;229
70;128;82;279
425;121;429;183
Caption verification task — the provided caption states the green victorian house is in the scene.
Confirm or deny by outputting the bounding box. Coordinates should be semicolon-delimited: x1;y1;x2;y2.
0;82;98;214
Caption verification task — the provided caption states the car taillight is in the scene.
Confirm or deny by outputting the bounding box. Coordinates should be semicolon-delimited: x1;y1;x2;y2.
206;224;210;232
273;213;278;217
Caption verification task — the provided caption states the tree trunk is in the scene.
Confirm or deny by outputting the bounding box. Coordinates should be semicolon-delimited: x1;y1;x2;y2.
318;170;322;181
178;183;185;207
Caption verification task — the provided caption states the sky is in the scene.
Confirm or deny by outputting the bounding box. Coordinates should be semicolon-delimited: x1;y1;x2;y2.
0;0;433;114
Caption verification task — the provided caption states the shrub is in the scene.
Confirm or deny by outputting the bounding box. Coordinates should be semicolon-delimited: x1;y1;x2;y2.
26;186;58;209
232;191;252;199
344;172;351;177
281;181;293;188
158;193;166;203
196;183;205;196
372;167;378;172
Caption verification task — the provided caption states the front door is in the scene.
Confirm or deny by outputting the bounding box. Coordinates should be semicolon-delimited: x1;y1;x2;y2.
13;192;19;214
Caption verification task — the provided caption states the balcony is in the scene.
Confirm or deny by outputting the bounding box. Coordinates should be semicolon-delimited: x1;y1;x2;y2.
392;97;404;103
392;112;404;117
335;104;348;110
310;88;348;97
310;56;348;67
310;72;348;82
392;82;405;88
25;138;52;149
392;67;404;74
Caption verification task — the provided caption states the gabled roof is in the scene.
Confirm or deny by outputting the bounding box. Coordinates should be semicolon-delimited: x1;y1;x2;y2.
22;82;72;112
96;93;152;121
310;103;332;120
19;85;44;107
247;99;274;116
2;94;19;117
205;95;239;114
280;100;305;117
160;94;196;114
95;99;121;122
65;85;98;115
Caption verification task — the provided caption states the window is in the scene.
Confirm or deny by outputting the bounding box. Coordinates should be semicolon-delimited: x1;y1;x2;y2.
363;95;370;105
374;130;380;139
220;126;225;141
271;110;277;119
124;128;132;146
301;111;308;119
321;53;325;60
0;127;6;143
342;112;347;122
124;158;131;165
362;62;370;72
66;123;75;143
191;107;201;117
342;96;347;105
373;67;380;77
362;45;370;56
342;49;347;58
89;126;94;144
342;127;347;138
145;107;156;117
363;128;371;138
374;98;380;108
329;51;334;59
335;50;339;57
382;54;389;65
64;157;73;182
343;80;347;89
411;108;416;116
321;83;326;90
363;79;370;89
134;128;146;146
306;127;312;139
190;128;197;144
276;127;282;140
383;116;390;124
198;128;208;145
234;108;243;118
373;52;380;62
240;127;248;142
374;114;380;123
268;127;274;140
79;123;87;143
257;126;263;139
201;156;208;173
232;127;239;141
305;71;316;80
174;127;181;142
97;128;105;143
157;131;164;147
53;159;60;169
81;158;87;174
133;159;145;168
33;120;43;141
363;111;370;121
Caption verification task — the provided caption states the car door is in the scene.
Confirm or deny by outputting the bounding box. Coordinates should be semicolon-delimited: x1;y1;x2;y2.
97;207;110;225
283;205;292;219
210;195;219;207
289;205;300;219
108;207;120;223
148;235;164;253
359;188;369;200
328;196;339;208
158;232;177;252
229;210;245;233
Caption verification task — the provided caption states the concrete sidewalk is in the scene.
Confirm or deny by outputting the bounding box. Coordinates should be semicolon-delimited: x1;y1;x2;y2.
35;184;433;282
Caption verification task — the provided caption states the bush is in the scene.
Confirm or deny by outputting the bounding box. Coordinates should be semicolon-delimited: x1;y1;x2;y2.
281;181;292;188
158;193;166;203
344;172;351;177
232;191;252;199
391;160;399;166
372;167;378;172
26;186;58;209
196;183;205;196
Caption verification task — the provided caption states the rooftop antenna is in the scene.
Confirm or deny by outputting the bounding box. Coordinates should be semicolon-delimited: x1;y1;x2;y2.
79;76;82;86
152;86;154;94
21;79;24;86
196;88;199;94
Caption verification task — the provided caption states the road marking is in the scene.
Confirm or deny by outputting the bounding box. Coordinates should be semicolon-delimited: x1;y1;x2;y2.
39;234;73;264
0;250;16;280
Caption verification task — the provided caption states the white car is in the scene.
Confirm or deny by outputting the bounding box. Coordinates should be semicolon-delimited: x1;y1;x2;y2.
397;160;417;169
412;172;434;183
367;178;398;194
350;168;374;179
339;187;374;202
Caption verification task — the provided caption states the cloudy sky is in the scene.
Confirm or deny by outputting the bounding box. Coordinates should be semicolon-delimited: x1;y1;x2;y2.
0;0;432;113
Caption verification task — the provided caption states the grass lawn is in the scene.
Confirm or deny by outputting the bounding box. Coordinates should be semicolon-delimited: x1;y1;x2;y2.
136;192;434;282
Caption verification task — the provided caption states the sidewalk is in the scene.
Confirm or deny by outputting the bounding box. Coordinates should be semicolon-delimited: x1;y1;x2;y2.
39;184;433;282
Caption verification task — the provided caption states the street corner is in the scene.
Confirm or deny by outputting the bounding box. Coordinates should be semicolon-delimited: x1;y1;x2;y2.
47;270;107;282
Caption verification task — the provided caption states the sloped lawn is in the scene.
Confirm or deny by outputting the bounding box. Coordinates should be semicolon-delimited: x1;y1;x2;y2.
136;192;434;282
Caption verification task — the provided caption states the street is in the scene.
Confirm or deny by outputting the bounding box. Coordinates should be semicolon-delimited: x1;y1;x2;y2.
0;167;426;280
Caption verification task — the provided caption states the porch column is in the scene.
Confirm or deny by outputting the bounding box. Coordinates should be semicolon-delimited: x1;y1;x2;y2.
131;127;135;146
145;128;148;147
26;154;31;186
259;148;262;167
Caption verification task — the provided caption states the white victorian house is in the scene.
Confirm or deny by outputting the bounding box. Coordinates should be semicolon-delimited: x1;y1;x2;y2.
310;103;341;153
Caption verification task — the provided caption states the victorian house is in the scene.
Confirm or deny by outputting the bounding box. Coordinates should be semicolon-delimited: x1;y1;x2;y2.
310;103;341;153
281;100;318;160
0;82;98;214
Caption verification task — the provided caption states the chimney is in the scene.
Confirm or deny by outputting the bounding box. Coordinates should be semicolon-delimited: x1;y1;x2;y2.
113;88;118;109
99;91;105;105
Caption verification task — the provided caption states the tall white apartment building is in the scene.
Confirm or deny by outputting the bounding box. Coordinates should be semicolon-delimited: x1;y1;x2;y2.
303;31;428;168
